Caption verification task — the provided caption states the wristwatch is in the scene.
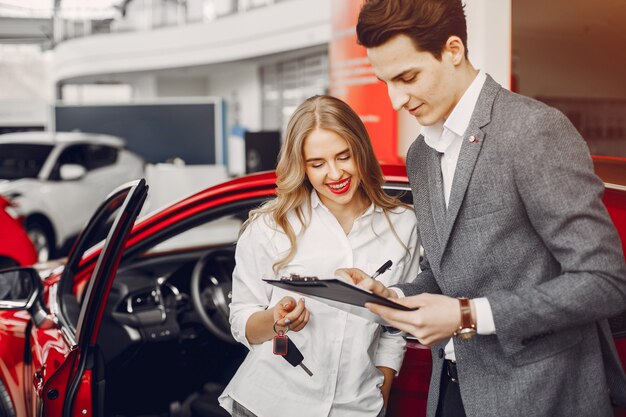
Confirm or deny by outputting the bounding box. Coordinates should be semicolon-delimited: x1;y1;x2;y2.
454;297;476;340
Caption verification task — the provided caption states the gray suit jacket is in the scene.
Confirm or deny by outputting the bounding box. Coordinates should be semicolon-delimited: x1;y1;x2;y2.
398;75;626;417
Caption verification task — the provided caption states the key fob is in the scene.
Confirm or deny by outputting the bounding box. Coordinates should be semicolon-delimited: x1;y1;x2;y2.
283;337;304;365
273;331;288;356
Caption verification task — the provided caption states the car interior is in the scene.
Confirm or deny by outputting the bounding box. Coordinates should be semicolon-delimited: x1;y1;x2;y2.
63;199;260;417
101;228;247;417
101;249;245;417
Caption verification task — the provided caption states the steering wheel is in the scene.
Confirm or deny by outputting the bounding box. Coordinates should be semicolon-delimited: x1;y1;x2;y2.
190;248;237;343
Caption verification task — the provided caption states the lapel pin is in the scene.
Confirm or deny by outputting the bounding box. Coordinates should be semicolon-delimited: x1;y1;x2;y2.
468;135;478;143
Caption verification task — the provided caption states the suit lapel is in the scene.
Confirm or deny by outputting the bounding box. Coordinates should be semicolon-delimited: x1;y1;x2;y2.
438;75;501;257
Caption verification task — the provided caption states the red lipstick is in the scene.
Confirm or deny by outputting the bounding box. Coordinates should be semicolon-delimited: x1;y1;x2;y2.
326;177;352;195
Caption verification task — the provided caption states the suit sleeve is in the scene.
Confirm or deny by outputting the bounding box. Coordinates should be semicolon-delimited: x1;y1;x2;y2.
487;106;626;357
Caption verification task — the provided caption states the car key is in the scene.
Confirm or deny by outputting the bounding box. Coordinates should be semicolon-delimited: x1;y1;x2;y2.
281;337;313;376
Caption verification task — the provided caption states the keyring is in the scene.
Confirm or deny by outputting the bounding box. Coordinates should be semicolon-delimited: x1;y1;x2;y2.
273;319;290;334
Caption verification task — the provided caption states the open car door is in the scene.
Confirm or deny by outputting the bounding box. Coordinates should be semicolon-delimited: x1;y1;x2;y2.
36;179;148;417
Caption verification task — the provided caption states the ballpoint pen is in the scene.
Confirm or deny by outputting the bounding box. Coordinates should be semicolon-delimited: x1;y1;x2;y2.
369;260;402;334
371;260;392;280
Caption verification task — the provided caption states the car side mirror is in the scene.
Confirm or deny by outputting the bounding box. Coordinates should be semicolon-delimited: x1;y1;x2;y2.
0;267;38;310
60;164;87;181
0;267;53;328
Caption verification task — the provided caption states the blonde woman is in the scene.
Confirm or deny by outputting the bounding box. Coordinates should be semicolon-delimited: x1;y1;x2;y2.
219;95;419;417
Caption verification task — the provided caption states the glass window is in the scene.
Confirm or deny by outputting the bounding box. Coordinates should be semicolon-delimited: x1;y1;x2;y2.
86;145;119;170
58;144;88;167
0;144;53;180
261;50;329;134
50;144;88;180
55;145;87;171
147;215;243;255
58;183;144;328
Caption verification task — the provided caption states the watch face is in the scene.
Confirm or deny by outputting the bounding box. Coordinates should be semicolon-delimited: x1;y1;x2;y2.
457;328;477;340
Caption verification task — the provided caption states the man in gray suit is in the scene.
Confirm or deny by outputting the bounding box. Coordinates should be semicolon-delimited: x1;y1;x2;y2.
336;0;626;416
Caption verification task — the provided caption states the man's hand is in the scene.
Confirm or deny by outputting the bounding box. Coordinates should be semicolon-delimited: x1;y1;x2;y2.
335;268;398;299
366;293;469;346
273;296;309;332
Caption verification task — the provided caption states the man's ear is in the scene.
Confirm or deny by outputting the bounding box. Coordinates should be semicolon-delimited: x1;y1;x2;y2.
444;36;466;66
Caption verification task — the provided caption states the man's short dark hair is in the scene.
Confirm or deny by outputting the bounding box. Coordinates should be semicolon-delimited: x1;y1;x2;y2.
356;0;468;60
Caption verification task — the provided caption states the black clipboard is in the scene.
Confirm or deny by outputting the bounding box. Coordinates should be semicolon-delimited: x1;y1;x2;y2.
263;276;417;311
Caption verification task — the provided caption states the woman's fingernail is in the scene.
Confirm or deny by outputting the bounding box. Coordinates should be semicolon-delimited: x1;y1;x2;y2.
284;318;291;324
282;302;290;308
300;298;305;303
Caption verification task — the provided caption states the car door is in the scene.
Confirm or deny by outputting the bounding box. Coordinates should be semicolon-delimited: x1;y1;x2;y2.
28;179;148;417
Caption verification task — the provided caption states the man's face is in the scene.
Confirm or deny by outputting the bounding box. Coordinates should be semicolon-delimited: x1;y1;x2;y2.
367;34;463;126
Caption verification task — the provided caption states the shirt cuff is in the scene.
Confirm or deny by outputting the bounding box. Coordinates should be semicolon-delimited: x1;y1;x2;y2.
374;353;405;374
473;297;496;335
374;335;406;373
391;287;405;298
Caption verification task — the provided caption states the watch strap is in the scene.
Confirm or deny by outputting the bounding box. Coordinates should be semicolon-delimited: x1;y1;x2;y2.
455;297;476;340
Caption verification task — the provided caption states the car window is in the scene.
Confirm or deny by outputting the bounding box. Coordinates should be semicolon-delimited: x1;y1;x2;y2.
72;208;124;307
86;145;119;170
58;186;142;328
0;144;54;180
138;184;412;258
117;197;261;267
147;215;243;254
58;144;88;167
50;144;88;180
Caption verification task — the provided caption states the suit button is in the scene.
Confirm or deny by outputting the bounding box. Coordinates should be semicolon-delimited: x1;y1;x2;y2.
438;348;444;358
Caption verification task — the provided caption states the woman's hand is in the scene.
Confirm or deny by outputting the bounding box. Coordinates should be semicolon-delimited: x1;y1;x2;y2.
335;268;398;299
246;296;310;344
377;366;395;409
273;296;310;332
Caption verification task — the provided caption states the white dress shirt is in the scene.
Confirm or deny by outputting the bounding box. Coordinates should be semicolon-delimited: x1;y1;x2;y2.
421;71;496;361
219;191;419;417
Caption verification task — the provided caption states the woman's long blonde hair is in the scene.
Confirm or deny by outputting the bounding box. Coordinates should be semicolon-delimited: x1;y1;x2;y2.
246;95;408;271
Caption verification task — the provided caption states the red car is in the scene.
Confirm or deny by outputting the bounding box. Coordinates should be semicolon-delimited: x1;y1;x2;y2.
0;165;625;417
0;196;37;270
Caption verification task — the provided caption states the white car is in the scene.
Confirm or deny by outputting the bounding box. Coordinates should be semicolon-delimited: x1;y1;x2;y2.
0;131;145;262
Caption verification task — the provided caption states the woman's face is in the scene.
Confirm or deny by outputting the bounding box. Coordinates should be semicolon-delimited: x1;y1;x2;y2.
303;128;364;215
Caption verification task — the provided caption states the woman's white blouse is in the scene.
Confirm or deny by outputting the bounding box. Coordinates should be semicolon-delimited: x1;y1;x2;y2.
219;191;419;417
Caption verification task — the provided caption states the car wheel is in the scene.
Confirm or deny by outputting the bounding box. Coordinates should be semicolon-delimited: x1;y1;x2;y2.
0;257;19;271
26;220;54;263
0;379;16;417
